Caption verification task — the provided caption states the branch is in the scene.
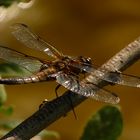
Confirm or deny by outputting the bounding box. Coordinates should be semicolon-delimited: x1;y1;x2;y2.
1;37;140;140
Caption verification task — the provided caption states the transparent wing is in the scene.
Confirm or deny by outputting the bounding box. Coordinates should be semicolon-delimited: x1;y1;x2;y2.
11;23;63;59
56;73;120;104
104;72;140;88
69;60;140;88
0;46;43;73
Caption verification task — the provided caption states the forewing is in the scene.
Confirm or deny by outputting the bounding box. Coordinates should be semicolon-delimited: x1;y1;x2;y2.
0;46;43;73
56;73;120;104
11;23;62;59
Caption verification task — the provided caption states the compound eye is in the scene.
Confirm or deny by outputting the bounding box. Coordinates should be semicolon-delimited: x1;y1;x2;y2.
78;56;92;64
87;57;92;63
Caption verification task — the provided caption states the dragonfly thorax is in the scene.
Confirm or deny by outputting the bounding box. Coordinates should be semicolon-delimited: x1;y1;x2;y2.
53;56;75;72
55;61;66;70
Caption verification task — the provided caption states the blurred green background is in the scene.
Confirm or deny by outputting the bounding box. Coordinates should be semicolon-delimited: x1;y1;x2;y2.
0;0;140;139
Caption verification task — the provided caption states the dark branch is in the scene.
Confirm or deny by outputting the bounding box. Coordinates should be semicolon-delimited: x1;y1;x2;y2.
1;37;140;140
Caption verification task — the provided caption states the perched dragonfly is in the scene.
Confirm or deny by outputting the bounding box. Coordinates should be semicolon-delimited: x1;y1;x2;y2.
0;23;140;104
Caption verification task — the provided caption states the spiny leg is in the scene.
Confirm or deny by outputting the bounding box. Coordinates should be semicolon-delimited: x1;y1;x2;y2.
67;77;79;120
55;84;62;98
56;72;81;119
39;99;49;109
55;84;76;118
55;84;77;119
67;93;77;120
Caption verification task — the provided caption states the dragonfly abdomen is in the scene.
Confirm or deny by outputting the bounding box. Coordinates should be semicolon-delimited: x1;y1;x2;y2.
0;67;57;85
37;67;58;80
0;76;40;85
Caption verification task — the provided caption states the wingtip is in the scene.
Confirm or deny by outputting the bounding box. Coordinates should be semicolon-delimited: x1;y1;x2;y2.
116;97;120;104
106;94;120;105
112;97;120;104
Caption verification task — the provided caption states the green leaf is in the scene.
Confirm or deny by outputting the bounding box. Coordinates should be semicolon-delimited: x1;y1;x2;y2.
0;0;27;7
0;105;13;116
0;0;17;7
0;120;21;129
0;130;9;137
39;130;60;139
0;85;7;105
81;105;123;140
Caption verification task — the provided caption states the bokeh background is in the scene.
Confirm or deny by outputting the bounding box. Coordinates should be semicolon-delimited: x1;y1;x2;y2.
0;0;140;139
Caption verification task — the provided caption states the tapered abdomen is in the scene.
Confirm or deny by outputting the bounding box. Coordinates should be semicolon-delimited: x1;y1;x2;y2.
0;67;57;85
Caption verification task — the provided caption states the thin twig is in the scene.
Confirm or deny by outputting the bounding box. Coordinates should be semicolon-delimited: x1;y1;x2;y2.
1;37;140;140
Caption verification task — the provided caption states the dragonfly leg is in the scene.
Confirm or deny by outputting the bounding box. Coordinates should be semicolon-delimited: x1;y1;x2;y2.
39;99;49;109
67;92;77;120
55;84;62;98
55;84;77;119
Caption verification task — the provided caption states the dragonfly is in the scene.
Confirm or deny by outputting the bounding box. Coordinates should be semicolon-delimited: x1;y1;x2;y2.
0;23;140;104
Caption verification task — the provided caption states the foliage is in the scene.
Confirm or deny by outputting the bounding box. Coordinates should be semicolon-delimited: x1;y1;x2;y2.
0;65;123;140
0;84;6;105
38;130;60;140
0;62;59;139
0;62;29;112
0;63;123;139
0;0;23;7
81;106;123;140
